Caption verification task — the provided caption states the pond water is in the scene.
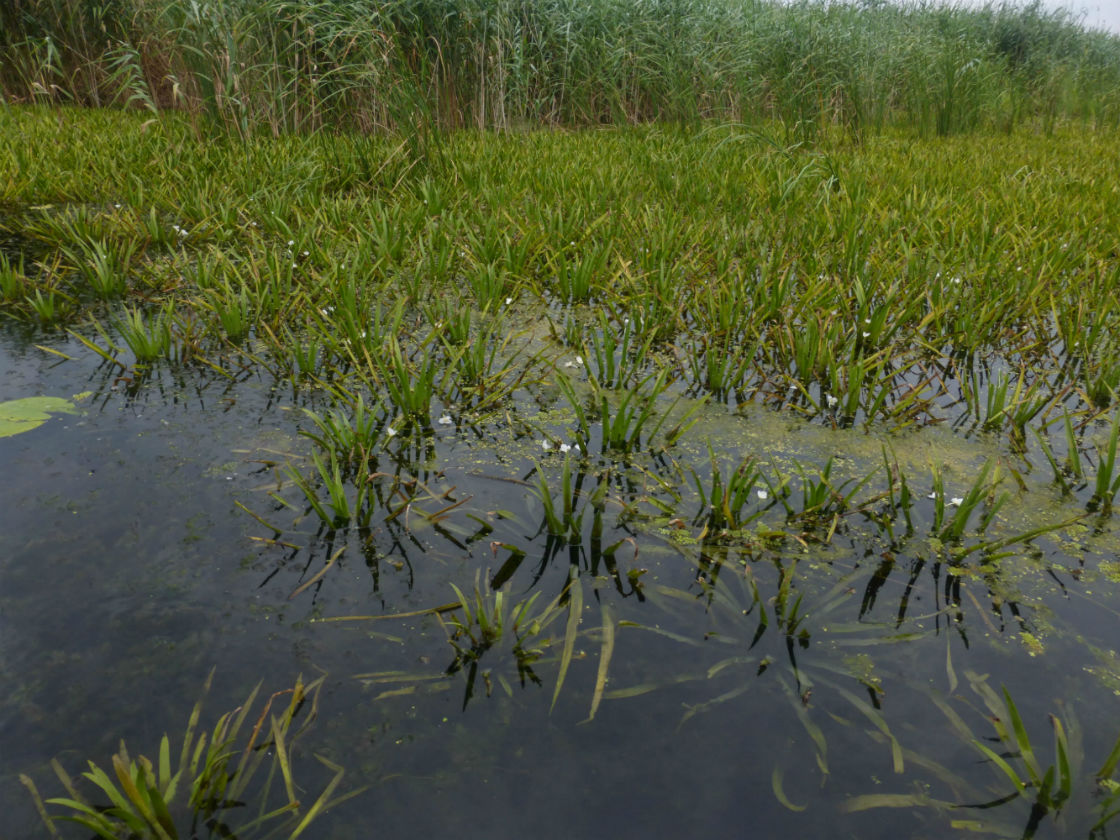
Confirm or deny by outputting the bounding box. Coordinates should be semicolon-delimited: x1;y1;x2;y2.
4;300;1120;840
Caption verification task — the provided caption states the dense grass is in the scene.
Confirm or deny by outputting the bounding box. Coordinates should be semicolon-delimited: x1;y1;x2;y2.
3;106;1120;501
2;0;1120;137
7;103;1120;837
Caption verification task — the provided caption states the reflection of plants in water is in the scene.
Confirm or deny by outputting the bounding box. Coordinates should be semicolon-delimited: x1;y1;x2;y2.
354;572;616;718
438;576;568;710
20;672;359;839
439;571;616;717
612;558;917;805
845;670;1120;839
469;454;647;599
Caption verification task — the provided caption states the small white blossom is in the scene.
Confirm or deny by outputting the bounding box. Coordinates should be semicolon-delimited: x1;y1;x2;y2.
505;297;513;305
438;414;452;425
541;439;552;450
757;489;769;500
949;497;964;506
559;443;572;453
826;394;839;408
386;426;397;437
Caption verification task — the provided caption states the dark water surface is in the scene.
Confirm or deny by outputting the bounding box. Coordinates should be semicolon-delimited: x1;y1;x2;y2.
3;314;1120;840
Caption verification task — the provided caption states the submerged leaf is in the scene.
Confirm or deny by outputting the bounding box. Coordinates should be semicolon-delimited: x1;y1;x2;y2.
551;571;583;713
583;605;615;724
771;766;807;812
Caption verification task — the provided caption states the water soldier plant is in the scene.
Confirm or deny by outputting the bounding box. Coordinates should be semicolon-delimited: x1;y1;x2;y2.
844;672;1120;839
20;672;359;840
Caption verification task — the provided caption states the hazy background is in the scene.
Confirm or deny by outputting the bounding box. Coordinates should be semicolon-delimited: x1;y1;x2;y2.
953;0;1120;34
1041;0;1118;33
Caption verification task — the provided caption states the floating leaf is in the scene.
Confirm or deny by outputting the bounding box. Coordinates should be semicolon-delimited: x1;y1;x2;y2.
0;396;78;438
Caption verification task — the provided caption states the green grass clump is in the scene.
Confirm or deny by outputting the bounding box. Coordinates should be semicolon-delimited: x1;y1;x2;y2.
20;672;358;840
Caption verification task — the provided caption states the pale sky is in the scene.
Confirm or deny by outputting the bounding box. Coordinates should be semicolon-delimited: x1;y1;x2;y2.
882;0;1116;34
956;0;1120;35
1033;0;1119;34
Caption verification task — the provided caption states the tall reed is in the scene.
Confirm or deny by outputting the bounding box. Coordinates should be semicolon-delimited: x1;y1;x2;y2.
3;0;1118;137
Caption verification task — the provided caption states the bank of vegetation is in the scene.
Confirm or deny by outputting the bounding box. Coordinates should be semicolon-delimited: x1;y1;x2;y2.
2;0;1120;139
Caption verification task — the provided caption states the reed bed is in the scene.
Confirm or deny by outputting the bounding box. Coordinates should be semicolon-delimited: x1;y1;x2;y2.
2;0;1120;137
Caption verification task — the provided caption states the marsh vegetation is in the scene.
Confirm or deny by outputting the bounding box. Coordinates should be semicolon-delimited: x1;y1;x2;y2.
3;1;1120;838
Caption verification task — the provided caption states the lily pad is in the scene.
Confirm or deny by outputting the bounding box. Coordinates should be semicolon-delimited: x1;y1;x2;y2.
0;396;79;439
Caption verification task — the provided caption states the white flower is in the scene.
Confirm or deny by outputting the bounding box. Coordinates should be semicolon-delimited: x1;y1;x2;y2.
386;426;397;437
541;439;552;450
438;414;452;425
927;492;937;499
949;497;964;506
862;331;871;338
757;489;769;500
826;394;839;408
559;443;571;452
572;443;581;452
505;297;513;305
576;355;584;365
